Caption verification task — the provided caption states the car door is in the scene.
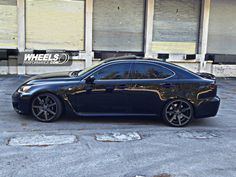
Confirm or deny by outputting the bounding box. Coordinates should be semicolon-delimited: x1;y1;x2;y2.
129;61;175;116
75;62;133;114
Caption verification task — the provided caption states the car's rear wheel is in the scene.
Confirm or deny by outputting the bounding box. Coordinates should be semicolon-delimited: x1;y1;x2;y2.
31;93;62;122
163;99;193;127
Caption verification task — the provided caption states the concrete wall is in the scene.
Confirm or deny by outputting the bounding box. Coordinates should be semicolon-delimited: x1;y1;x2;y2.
0;0;236;77
213;65;236;77
0;57;102;75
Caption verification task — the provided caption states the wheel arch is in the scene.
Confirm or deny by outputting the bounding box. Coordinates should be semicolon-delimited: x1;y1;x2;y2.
162;97;195;118
30;91;65;114
162;97;195;127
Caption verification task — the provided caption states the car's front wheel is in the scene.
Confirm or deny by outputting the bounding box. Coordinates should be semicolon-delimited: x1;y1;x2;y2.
163;99;193;127
31;93;62;122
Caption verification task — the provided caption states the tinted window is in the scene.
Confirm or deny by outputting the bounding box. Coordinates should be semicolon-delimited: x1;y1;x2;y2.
93;63;131;80
77;61;103;77
132;63;174;79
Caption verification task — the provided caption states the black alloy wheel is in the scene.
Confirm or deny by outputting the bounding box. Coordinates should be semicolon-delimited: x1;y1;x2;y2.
31;93;62;122
163;99;193;127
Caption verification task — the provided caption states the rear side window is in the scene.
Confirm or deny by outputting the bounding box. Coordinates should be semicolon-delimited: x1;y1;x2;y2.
132;63;174;79
93;63;131;80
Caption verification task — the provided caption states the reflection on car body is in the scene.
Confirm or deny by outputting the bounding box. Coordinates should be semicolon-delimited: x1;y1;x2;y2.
12;56;220;127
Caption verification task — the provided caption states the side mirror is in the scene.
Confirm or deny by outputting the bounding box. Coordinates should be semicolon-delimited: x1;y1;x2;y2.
85;75;95;84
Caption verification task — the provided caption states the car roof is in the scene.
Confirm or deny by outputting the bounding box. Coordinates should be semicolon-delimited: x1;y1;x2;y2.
103;55;166;64
102;55;201;79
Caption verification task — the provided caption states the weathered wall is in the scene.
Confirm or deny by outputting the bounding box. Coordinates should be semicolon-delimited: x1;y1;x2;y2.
213;65;236;77
93;0;145;52
152;0;201;54
0;58;103;75
0;0;17;49
26;0;85;51
208;0;236;55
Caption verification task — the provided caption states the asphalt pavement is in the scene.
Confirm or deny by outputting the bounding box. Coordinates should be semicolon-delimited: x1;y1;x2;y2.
0;75;235;177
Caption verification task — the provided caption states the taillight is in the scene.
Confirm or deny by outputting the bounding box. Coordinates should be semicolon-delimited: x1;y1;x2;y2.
198;84;217;99
209;84;217;90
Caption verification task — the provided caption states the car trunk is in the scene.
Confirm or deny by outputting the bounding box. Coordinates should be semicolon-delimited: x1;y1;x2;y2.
196;72;216;80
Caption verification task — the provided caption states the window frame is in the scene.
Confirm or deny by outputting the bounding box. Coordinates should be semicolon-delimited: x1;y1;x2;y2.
131;61;175;80
83;61;133;81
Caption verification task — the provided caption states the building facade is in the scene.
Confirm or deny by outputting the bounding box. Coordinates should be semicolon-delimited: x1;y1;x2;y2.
0;0;236;76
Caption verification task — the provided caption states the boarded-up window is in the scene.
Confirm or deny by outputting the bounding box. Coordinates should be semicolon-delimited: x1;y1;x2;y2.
26;0;84;50
93;0;145;52
0;0;17;49
152;0;200;54
208;0;236;55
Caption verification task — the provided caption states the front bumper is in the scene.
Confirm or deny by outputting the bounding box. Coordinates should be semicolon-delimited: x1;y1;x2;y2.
12;91;32;115
195;96;220;119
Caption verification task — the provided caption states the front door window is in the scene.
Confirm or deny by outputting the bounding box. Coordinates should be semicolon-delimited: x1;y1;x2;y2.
93;63;132;80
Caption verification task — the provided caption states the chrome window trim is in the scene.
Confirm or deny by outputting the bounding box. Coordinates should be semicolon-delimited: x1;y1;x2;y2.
82;60;176;82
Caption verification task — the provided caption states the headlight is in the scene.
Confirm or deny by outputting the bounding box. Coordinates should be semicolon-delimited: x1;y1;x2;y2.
18;85;32;93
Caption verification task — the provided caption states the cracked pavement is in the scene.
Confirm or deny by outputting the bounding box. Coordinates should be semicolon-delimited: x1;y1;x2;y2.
0;75;235;177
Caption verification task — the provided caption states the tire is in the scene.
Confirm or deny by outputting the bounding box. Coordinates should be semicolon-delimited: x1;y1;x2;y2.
162;99;193;127
31;93;62;122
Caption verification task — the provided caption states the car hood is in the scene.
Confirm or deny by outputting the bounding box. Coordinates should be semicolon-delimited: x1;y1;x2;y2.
24;71;76;85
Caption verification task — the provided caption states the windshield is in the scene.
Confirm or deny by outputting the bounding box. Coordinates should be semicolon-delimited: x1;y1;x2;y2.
77;61;103;77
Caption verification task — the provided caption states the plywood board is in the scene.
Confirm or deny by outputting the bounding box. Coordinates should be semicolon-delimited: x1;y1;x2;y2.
208;0;236;55
26;0;84;50
93;0;145;52
0;0;17;49
152;0;200;53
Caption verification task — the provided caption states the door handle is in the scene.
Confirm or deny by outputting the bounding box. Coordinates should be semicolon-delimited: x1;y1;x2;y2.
117;84;127;89
135;84;144;88
86;84;94;92
106;86;115;92
160;83;175;88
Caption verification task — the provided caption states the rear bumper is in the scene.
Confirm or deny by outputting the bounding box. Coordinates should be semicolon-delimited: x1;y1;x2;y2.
12;92;31;115
195;96;220;119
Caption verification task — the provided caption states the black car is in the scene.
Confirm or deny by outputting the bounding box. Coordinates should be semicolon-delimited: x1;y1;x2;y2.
12;56;220;127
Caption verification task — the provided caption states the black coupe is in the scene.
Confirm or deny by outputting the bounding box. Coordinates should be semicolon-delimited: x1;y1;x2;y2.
12;56;220;127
